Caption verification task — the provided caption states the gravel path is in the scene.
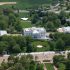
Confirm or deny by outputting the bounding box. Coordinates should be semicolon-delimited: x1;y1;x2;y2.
0;2;16;5
54;66;58;70
44;64;47;70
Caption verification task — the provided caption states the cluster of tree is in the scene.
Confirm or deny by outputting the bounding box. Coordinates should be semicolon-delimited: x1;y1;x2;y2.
0;35;35;54
30;10;70;31
0;33;70;54
0;8;22;33
0;35;50;54
49;32;70;51
0;55;44;70
53;53;70;70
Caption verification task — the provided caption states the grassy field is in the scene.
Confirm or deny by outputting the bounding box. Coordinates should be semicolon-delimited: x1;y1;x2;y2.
19;12;29;18
32;40;50;52
46;63;54;70
0;0;53;9
20;21;32;28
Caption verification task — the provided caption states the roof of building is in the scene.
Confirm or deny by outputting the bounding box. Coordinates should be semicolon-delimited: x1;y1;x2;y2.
24;27;46;33
33;30;39;34
63;26;70;32
0;30;7;36
57;26;70;33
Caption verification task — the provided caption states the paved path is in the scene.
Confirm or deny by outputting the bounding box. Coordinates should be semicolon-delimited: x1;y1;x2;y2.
15;9;70;14
41;61;47;70
0;2;16;5
44;64;47;70
54;66;58;70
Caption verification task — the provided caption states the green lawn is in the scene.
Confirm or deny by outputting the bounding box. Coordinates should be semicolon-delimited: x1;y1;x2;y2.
46;63;54;70
32;40;50;52
20;21;32;28
19;12;29;18
0;0;53;9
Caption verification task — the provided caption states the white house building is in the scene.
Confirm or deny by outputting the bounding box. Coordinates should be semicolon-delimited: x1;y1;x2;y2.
23;27;49;39
0;30;7;36
57;26;70;33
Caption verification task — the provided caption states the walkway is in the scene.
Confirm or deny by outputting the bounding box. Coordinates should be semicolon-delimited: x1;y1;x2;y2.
54;66;58;70
0;2;16;5
44;64;47;70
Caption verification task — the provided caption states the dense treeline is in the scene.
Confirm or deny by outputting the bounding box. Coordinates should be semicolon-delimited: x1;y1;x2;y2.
49;33;70;51
0;35;50;54
0;8;22;33
0;55;44;70
0;33;70;54
30;10;70;31
0;35;33;54
53;53;70;70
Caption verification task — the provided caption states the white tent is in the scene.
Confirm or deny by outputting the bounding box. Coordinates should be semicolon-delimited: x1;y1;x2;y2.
21;17;28;21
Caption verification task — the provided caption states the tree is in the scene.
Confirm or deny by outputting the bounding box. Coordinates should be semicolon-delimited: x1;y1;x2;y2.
46;21;55;31
8;13;16;26
14;36;26;51
19;55;33;70
56;39;65;50
0;41;8;54
58;63;66;70
49;41;56;51
36;64;44;70
31;14;39;24
0;20;8;30
53;19;61;28
14;19;22;32
47;12;58;21
59;11;66;25
26;36;33;52
53;55;65;67
29;61;36;70
12;44;21;53
67;53;70;60
1;60;8;70
8;55;15;62
12;63;25;70
42;16;47;23
66;60;70;70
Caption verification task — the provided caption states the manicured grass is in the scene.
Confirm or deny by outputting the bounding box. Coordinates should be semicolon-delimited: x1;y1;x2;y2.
20;21;32;28
32;40;50;51
0;0;53;9
19;13;29;18
0;4;13;8
46;63;54;70
32;40;48;46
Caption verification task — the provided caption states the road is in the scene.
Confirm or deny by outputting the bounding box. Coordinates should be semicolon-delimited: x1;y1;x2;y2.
14;9;70;14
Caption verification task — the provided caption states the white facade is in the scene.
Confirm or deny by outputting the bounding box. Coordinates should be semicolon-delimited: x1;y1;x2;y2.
23;27;47;39
57;26;70;33
0;30;7;36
